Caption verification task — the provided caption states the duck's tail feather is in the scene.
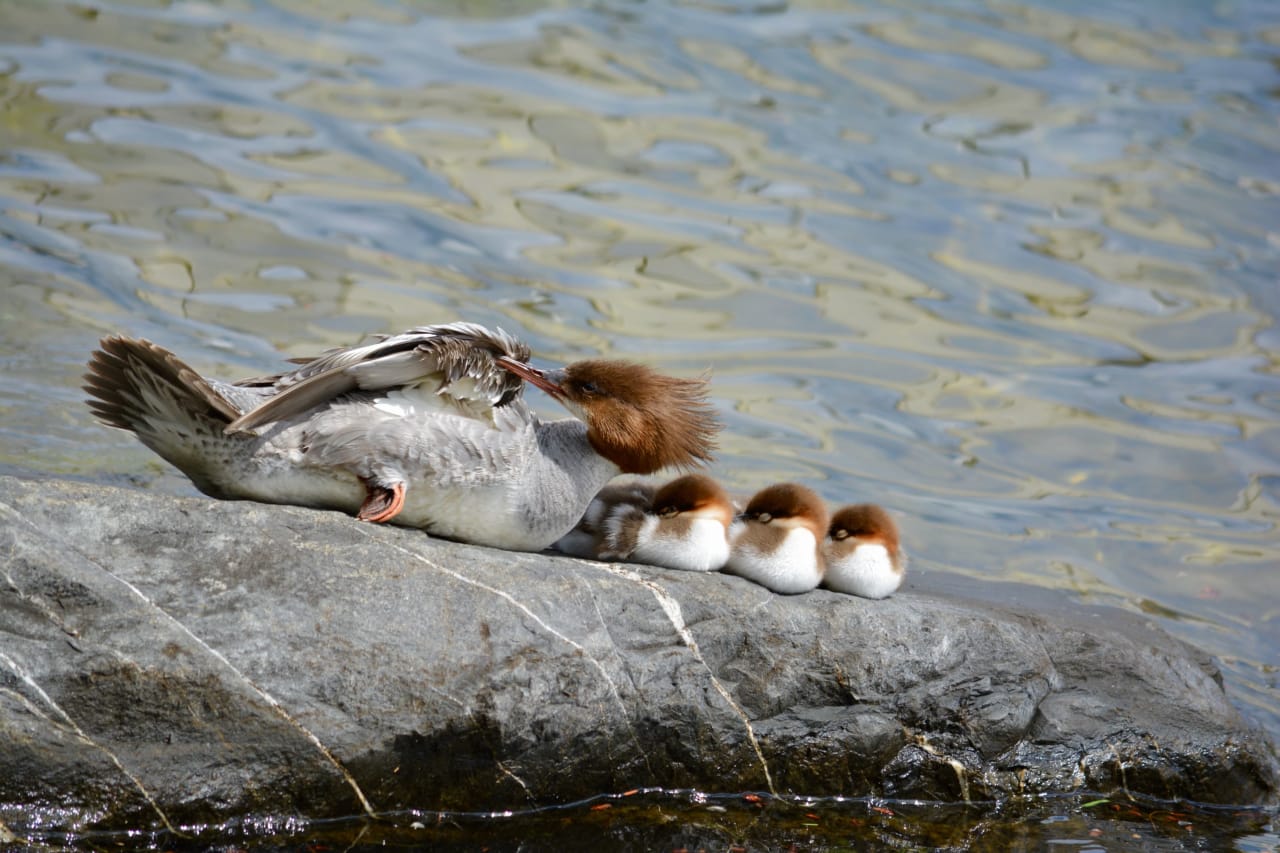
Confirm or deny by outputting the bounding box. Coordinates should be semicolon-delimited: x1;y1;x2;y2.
84;337;247;494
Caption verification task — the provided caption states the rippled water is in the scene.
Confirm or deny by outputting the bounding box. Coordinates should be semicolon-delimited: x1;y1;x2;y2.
2;0;1279;848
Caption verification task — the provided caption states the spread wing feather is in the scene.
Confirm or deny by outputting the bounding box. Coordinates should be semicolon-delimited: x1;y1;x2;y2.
225;322;530;434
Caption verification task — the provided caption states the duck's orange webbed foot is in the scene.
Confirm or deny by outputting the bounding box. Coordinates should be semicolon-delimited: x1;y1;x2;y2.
357;481;406;523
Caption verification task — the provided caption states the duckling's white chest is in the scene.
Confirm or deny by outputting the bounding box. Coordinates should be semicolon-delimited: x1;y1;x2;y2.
726;525;823;594
822;543;903;599
629;516;730;572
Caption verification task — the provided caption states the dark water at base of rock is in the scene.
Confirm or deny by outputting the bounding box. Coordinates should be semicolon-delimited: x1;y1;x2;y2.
0;474;1275;836
5;791;1278;853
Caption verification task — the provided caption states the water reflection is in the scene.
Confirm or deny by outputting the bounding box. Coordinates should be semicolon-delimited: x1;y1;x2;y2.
1;0;1278;824
11;790;1277;852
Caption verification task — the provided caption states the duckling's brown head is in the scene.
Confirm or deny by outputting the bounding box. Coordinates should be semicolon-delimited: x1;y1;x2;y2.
740;482;829;537
828;503;899;550
652;473;733;523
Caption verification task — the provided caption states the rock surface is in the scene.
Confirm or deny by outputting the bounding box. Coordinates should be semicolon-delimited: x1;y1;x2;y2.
0;473;1275;831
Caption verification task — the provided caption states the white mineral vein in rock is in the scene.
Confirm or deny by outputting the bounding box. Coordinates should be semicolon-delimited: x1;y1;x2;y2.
0;649;176;831
0;500;379;820
99;573;379;818
379;537;650;761
600;563;778;796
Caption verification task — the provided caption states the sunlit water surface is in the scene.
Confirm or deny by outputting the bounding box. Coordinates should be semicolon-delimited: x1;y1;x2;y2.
1;0;1278;849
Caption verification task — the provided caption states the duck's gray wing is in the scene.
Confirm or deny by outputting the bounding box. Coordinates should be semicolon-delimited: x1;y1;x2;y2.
225;322;530;434
301;396;538;488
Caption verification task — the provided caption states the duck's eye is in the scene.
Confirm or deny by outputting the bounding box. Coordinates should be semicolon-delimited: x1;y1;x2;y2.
577;381;599;395
756;512;772;524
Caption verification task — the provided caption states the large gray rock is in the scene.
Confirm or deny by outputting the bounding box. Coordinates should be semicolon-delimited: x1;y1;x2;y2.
0;474;1274;831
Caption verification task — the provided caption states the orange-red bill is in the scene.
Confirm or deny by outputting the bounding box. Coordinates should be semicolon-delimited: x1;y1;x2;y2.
496;356;566;399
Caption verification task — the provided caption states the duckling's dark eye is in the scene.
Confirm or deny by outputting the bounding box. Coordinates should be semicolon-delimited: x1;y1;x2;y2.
578;381;599;395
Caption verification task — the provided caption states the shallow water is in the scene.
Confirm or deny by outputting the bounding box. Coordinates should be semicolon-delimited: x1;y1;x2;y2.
20;792;1280;852
1;0;1279;848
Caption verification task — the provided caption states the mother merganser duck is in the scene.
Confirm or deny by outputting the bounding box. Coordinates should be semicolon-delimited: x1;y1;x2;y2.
84;323;719;552
822;503;906;599
724;482;828;594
